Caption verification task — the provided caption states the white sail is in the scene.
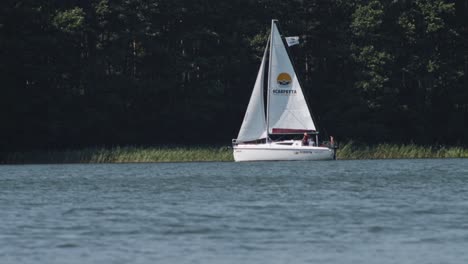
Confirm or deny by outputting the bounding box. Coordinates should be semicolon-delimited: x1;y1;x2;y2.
236;43;268;142
267;22;316;134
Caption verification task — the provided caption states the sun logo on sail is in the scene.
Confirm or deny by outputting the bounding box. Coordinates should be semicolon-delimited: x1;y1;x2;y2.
277;73;292;86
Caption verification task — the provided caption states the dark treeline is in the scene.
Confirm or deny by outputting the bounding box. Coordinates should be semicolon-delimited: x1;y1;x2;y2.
1;0;467;151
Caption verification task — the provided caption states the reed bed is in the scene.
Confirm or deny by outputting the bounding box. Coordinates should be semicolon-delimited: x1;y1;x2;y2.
337;142;468;160
1;143;468;164
0;146;234;164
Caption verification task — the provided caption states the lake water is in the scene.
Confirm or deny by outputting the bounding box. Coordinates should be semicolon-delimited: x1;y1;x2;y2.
1;159;468;264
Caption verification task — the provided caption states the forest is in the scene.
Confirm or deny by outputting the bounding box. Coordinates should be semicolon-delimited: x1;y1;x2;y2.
1;0;467;151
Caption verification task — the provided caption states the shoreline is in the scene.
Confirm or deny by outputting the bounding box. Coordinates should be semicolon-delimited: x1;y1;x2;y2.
1;143;468;164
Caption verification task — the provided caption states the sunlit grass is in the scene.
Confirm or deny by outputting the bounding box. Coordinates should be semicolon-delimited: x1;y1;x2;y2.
1;143;467;164
337;141;468;160
0;146;233;164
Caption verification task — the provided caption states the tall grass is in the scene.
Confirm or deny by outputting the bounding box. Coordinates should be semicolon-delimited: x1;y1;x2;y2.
1;143;467;164
337;141;468;160
0;146;234;164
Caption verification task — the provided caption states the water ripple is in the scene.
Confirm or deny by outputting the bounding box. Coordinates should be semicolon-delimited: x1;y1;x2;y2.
0;160;468;264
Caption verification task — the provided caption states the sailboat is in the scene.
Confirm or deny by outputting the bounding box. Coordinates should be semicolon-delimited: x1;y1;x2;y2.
232;20;336;162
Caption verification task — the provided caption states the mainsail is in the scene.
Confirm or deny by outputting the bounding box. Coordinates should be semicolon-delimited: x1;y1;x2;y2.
267;21;316;134
236;43;268;142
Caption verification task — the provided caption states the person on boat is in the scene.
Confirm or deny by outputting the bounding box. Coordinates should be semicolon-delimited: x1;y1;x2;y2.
302;132;309;146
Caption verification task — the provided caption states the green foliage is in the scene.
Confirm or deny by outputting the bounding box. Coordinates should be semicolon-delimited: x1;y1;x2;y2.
351;0;384;37
53;7;86;33
417;0;455;33
353;45;393;94
0;0;467;151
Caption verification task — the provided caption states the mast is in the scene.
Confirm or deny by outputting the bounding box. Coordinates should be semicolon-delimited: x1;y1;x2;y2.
266;19;277;139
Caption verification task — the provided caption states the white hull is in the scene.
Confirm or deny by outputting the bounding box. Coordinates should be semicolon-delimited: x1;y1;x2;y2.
233;141;334;162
